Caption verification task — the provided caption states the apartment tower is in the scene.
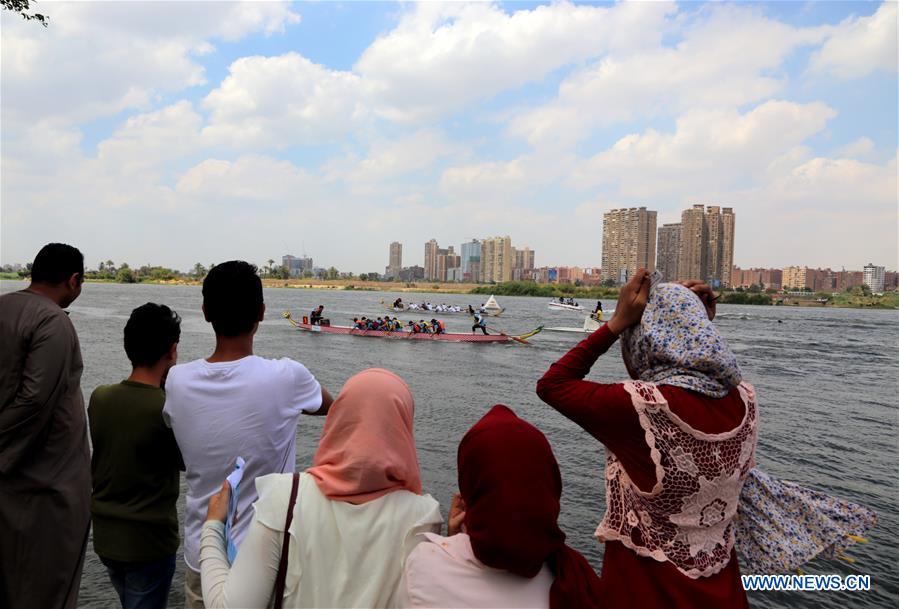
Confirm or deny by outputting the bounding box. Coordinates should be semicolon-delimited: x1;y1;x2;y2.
601;207;657;284
386;242;403;279
424;239;439;281
481;236;514;283
720;208;735;287
677;205;708;282
656;223;681;282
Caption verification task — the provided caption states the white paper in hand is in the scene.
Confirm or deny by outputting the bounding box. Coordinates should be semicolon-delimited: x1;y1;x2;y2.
224;457;246;564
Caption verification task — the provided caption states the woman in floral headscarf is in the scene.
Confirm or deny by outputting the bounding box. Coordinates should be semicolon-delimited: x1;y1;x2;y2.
537;270;876;608
537;270;756;608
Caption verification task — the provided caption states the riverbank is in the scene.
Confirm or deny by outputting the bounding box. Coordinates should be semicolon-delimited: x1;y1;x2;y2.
4;278;896;309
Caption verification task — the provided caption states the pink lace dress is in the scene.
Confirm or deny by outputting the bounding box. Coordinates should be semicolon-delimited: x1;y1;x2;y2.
597;380;758;579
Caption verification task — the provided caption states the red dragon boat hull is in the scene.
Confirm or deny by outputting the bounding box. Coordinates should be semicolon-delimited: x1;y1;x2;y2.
284;316;541;343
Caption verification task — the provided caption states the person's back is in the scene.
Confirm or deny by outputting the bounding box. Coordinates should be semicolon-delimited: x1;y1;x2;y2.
89;303;184;609
0;242;90;609
199;368;441;609
401;405;602;609
163;261;333;608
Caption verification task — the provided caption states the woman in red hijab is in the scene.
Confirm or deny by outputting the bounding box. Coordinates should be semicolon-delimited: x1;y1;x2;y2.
399;404;603;609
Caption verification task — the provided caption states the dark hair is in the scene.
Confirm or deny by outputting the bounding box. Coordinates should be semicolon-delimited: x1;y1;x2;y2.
202;261;263;336
31;243;84;284
124;303;181;367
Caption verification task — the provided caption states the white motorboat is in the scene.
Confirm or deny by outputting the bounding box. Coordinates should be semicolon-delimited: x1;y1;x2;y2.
544;316;603;333
548;300;585;312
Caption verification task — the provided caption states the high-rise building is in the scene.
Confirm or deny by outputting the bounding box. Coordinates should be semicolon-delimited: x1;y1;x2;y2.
675;205;736;285
461;239;481;279
677;205;708;282
424;239;439;281
436;246;459;282
656;223;681;282
601;207;657;284
282;254;313;277
863;263;885;293
386;242;403;279
481;236;514;283
706;206;723;285
720;208;735;287
514;247;535;273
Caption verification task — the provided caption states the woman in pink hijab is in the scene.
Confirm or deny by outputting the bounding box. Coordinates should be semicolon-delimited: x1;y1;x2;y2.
200;368;442;609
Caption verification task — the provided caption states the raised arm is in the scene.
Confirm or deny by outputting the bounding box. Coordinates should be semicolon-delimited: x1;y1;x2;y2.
536;270;650;443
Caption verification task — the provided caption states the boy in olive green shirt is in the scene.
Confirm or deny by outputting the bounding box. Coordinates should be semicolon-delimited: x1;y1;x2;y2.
89;303;184;609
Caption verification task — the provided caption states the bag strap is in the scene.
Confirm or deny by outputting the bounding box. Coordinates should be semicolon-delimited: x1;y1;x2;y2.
273;473;300;609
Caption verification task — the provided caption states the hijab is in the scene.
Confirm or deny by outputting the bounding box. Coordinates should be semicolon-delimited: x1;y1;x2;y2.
306;368;422;503
620;282;742;398
458;405;602;609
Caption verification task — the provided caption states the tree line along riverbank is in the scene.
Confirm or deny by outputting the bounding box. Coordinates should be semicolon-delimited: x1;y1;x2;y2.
2;276;895;309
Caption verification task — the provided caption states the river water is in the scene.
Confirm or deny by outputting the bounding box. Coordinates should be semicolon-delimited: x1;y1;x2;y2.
2;281;896;609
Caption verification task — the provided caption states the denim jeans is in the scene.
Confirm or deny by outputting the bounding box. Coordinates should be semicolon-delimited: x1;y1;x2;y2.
100;554;176;609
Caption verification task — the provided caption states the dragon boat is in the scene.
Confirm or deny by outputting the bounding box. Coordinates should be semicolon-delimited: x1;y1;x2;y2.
379;300;470;316
381;294;505;317
283;312;540;344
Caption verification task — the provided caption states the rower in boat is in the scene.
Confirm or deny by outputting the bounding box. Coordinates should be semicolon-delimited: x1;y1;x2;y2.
431;318;446;335
472;313;489;335
393;297;403;309
310;305;324;325
592;301;603;321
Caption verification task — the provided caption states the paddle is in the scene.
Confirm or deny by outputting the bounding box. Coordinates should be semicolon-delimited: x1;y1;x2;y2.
484;324;531;345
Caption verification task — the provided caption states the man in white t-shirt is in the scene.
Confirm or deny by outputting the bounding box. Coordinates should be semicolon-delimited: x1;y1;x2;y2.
163;261;333;609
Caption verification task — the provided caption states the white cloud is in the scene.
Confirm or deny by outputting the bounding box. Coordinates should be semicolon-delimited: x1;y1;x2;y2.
837;137;876;159
809;2;897;78
202;53;365;148
356;0;676;122
323;129;461;193
0;1;300;125
569;100;837;196
727;154;898;268
97;101;203;176
509;4;828;146
176;155;321;202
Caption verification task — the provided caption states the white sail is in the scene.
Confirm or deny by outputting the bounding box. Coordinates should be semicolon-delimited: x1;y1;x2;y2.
483;295;501;310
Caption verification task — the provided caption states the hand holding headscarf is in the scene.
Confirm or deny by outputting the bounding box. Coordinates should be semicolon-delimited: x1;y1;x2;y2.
607;268;651;335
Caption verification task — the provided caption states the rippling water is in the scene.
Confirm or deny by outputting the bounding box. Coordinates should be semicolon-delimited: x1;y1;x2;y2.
3;281;896;609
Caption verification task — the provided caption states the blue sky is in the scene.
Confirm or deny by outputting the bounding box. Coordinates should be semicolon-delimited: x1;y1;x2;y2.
2;1;896;273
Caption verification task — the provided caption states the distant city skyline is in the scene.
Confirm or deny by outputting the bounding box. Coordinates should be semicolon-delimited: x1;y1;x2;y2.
2;2;895;272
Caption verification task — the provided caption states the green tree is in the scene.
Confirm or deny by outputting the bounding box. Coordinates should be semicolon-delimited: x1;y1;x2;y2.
192;263;207;279
17;262;33;278
2;0;48;26
267;259;275;276
326;266;339;280
115;267;137;283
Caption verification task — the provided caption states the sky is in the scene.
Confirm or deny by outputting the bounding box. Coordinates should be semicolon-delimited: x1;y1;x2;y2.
1;0;896;273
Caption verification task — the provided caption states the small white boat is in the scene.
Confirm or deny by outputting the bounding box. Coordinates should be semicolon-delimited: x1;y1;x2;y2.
548;300;584;312
544;316;603;334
